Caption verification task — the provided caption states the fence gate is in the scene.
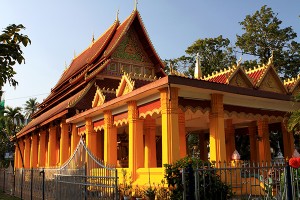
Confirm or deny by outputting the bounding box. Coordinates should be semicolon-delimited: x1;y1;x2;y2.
55;139;118;200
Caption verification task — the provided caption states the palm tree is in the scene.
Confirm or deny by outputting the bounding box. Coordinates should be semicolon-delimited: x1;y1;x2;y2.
24;98;39;122
288;94;300;133
3;106;25;136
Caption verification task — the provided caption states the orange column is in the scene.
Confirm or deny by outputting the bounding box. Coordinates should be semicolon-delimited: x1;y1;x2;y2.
38;130;46;167
48;125;57;167
71;124;80;154
30;134;38;168
209;93;227;163
24;136;31;168
160;87;180;165
248;122;257;163
86;118;97;156
60;119;70;164
282;122;294;158
128;101;144;180
144;116;157;168
104;110;117;166
257;118;271;163
178;109;187;158
225;119;235;162
14;143;19;168
15;140;24;168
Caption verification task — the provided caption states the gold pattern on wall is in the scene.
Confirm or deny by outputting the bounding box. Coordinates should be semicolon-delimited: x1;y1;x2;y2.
229;72;251;88
259;72;284;93
112;27;151;63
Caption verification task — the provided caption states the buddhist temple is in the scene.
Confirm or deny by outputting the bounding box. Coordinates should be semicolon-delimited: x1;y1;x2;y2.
14;8;300;185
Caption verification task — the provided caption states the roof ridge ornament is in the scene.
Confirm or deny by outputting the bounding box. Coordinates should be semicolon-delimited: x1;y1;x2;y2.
92;32;95;43
134;0;138;11
194;53;202;79
237;57;242;67
116;9;119;21
267;50;274;66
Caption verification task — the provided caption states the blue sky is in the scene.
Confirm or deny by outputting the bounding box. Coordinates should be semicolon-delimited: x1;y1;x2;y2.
1;0;299;108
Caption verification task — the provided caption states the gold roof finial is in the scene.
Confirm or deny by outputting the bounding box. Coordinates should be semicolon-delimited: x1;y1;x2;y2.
267;50;274;66
237;57;242;66
116;9;119;21
74;50;76;58
194;53;202;79
92;32;95;43
134;0;138;10
65;61;67;69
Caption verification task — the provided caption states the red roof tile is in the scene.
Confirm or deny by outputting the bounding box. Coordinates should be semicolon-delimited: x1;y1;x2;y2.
246;68;266;85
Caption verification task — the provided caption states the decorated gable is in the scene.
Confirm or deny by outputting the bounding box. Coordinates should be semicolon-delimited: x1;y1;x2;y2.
284;76;300;95
228;68;253;88
116;73;135;97
257;68;287;94
92;86;106;108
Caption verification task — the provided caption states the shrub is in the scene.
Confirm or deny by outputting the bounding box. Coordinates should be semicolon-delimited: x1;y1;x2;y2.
164;157;232;200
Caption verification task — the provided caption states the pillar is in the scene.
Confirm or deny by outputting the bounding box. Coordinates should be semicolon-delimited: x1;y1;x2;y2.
248;122;257;162
14;144;19;168
257;118;271;163
104;110;117;165
71;124;80;154
282;122;294;158
225;119;235;162
24;137;31;168
128;101;144;180
86;118;97;156
38;130;46;167
178;109;187;158
60;118;70;164
160;87;180;164
30;134;38;168
48;125;57;167
209;93;227;163
144;116;157;168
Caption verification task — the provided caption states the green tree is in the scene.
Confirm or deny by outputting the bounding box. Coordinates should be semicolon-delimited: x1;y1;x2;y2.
165;35;236;77
24;98;39;121
0;24;31;98
3;106;25;136
288;94;300;132
236;5;300;78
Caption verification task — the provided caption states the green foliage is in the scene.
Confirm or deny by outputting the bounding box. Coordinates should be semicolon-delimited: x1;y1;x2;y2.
236;5;300;77
0;24;31;95
164;157;232;200
165;36;236;77
288;94;300;132
23;97;39;120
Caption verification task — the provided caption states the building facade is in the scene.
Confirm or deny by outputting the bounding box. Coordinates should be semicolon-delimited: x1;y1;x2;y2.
15;9;300;184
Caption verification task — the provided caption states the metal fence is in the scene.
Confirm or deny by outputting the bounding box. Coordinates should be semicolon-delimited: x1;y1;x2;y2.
0;138;118;200
182;160;300;200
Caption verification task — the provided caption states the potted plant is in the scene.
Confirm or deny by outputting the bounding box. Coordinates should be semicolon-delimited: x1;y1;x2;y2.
133;185;143;200
143;185;156;200
120;169;132;200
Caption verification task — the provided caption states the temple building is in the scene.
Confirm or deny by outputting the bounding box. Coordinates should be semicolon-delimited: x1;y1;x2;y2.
15;8;300;184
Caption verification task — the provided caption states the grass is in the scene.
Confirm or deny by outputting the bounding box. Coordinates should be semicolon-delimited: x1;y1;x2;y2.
0;191;19;200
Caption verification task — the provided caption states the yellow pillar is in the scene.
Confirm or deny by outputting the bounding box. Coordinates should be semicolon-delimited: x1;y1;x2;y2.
178;109;187;158
30;134;38;168
104;110;117;166
225;119;235;162
60;119;70;165
128;101;144;180
282;122;294;158
48;125;57;167
257;118;271;163
86;118;98;156
38;130;46;167
144;116;157;168
24;137;31;168
160;87;180;165
209;93;227;163
71;124;80;154
248;122;257;163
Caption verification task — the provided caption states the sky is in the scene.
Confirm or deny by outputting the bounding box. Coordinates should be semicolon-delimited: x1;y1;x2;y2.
0;0;299;109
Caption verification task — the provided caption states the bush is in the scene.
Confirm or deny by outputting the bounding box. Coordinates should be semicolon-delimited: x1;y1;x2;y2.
164;157;232;200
